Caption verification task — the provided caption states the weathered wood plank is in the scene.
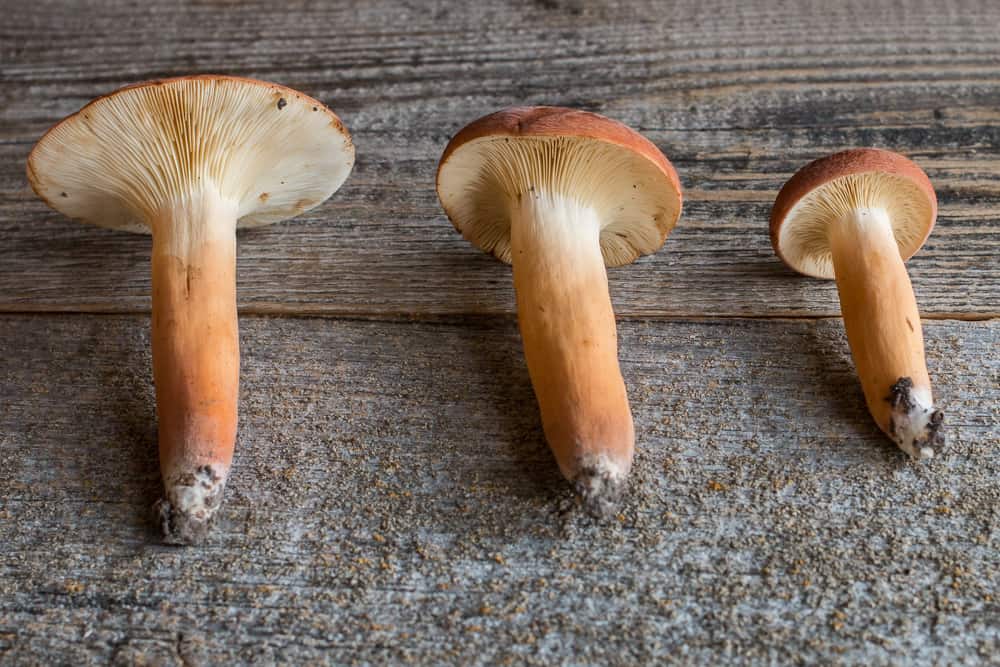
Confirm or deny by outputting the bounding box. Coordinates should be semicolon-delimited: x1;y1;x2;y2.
1;0;999;316
1;314;996;664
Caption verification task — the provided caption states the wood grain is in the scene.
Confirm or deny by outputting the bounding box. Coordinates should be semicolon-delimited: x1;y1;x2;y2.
0;314;997;664
1;0;998;317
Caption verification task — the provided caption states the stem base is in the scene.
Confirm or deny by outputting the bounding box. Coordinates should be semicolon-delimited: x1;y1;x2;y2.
572;454;629;518
154;464;229;545
886;377;945;460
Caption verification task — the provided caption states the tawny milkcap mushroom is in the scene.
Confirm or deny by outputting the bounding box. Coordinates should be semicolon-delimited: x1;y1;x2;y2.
771;148;944;459
27;75;355;543
436;107;683;515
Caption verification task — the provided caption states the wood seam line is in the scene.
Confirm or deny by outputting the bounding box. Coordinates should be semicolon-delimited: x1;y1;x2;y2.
0;309;994;324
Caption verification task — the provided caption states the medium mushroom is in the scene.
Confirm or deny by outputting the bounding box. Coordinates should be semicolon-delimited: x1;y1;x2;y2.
27;75;355;543
436;107;683;515
770;148;944;459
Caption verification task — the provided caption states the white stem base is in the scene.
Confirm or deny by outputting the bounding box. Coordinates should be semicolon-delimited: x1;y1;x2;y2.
886;377;945;460
154;463;229;545
572;454;630;517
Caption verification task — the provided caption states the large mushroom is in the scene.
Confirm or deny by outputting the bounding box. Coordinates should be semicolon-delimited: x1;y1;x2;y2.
27;75;355;543
436;107;683;515
770;148;944;459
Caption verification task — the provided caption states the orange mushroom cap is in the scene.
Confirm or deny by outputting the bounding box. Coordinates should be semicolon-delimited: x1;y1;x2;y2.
436;106;683;267
770;148;937;279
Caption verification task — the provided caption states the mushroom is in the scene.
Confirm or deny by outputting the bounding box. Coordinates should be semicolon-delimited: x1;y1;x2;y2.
435;107;683;515
770;148;944;459
27;75;355;543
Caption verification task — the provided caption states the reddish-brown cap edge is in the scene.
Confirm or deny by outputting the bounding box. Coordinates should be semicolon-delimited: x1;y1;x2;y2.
769;148;938;271
435;106;683;242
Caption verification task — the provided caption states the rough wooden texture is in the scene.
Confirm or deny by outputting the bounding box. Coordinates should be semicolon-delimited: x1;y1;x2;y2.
2;0;999;665
0;315;997;665
1;0;999;317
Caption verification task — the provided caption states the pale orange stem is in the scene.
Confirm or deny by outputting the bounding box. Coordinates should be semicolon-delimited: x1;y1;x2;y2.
150;190;239;543
510;192;633;514
829;207;943;459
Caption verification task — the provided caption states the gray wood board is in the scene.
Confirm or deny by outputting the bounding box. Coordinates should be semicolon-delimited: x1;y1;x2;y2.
1;0;998;317
1;314;997;664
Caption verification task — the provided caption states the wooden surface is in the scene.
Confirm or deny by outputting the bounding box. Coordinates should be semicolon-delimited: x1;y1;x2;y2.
2;0;999;318
2;315;998;665
1;0;998;665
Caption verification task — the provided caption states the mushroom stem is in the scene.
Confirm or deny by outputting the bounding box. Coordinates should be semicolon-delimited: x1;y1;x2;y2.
150;188;239;543
510;191;634;515
828;207;944;459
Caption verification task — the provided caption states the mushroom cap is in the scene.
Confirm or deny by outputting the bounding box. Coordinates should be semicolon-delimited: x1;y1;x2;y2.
27;75;355;233
435;107;683;267
770;148;937;279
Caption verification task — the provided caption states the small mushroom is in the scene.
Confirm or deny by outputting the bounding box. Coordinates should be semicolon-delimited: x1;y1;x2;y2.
770;148;944;459
436;107;683;515
27;75;355;543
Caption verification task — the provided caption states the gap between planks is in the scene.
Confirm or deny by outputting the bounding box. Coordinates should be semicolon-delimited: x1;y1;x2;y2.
0;306;994;324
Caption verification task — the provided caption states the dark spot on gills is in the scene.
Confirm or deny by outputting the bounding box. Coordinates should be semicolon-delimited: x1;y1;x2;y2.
277;98;287;110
